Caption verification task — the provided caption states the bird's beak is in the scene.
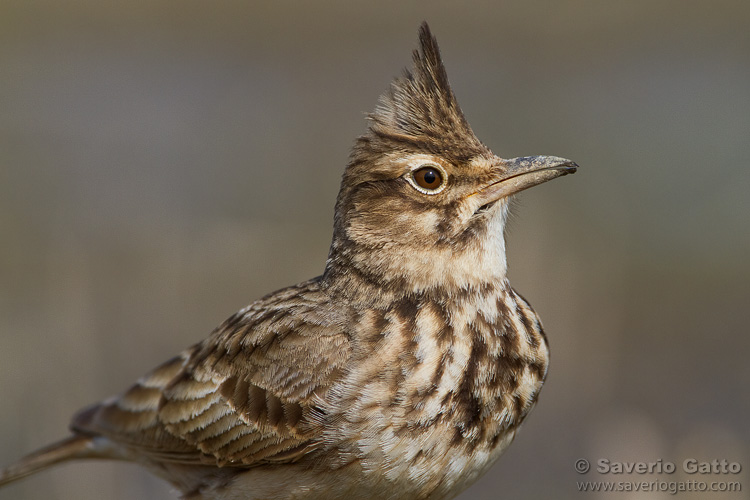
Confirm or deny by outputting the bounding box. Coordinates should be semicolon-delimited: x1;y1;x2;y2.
473;156;578;207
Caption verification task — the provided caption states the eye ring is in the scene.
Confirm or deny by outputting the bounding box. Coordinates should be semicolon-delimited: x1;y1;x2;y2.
407;164;447;194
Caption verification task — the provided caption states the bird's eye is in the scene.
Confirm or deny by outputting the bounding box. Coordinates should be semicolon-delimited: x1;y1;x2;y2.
411;166;445;193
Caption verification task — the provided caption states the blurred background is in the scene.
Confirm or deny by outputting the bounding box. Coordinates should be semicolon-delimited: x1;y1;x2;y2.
1;1;748;499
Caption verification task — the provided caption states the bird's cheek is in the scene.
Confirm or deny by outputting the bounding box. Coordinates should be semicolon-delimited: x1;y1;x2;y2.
433;203;477;241
347;205;442;247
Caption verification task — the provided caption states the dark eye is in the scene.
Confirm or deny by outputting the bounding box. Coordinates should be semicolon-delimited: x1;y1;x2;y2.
412;166;444;192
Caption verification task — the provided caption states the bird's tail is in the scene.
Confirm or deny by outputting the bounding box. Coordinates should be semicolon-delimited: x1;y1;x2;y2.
0;435;99;487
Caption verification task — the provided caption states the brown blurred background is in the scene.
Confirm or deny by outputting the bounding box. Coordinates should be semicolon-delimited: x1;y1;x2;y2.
1;1;748;499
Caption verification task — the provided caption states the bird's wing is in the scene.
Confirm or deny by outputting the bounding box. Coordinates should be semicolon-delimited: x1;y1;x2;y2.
71;278;351;467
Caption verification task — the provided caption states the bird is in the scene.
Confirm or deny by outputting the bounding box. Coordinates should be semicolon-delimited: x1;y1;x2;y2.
0;22;576;500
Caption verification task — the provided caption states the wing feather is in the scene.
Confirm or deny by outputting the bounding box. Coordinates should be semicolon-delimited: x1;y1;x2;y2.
71;278;350;468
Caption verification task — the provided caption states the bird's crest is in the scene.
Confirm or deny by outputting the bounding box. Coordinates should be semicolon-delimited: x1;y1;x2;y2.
353;23;488;165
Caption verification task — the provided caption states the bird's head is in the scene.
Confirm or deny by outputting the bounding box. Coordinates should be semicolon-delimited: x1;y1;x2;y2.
324;23;576;302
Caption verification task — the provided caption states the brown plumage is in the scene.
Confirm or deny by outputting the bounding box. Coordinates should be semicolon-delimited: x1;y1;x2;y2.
0;23;577;500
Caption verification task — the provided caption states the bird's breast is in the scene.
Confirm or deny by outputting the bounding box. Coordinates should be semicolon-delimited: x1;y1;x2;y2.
318;281;549;498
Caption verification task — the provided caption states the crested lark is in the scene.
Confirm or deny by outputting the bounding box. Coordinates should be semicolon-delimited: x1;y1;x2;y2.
0;23;576;500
